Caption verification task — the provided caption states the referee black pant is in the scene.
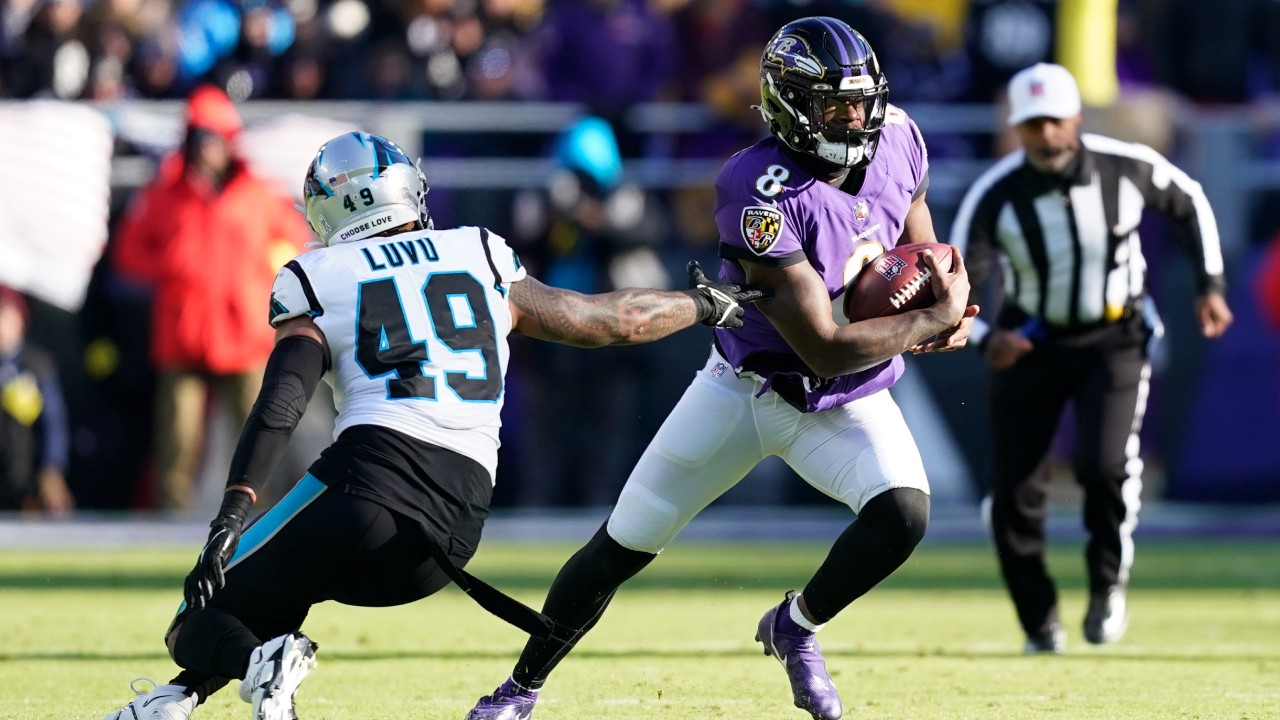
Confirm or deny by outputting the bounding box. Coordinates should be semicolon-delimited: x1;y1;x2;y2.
988;321;1150;638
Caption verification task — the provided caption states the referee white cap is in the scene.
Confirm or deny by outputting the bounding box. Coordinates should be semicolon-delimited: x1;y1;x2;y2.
1007;63;1082;126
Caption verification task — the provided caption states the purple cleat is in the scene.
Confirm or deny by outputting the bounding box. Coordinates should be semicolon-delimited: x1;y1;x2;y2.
464;678;538;720
755;591;843;720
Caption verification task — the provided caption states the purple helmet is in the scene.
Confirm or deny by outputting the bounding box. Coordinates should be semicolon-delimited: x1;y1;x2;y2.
758;17;889;169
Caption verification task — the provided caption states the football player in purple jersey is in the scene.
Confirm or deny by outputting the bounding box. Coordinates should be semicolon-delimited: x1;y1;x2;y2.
467;16;978;720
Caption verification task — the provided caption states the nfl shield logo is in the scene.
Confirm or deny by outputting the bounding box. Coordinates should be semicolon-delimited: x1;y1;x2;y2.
741;206;784;255
873;254;908;280
853;199;870;222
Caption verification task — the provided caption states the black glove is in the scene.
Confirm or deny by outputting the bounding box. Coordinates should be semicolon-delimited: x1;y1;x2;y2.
182;489;252;610
683;261;772;329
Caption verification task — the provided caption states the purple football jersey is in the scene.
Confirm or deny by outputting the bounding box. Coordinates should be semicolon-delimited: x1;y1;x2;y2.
712;106;929;412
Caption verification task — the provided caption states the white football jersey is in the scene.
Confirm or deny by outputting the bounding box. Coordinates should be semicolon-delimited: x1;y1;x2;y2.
269;226;527;482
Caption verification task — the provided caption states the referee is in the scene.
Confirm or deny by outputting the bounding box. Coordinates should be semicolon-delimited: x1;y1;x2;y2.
950;63;1233;654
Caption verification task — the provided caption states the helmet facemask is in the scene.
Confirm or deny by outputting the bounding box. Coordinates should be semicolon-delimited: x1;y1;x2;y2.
810;84;888;167
302;132;433;246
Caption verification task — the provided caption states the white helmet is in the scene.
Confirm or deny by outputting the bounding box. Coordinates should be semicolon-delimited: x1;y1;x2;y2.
302;131;432;246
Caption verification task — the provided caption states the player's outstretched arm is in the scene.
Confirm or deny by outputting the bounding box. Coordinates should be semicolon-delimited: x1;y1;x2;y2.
510;264;767;348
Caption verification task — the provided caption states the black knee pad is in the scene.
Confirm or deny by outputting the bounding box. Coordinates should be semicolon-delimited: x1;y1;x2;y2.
171;607;260;679
800;488;931;623
552;522;656;609
536;522;657;631
862;487;930;550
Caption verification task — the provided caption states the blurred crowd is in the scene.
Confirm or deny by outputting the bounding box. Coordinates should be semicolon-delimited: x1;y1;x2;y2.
6;0;1280;109
10;0;1280;176
2;0;956;105
5;0;1280;516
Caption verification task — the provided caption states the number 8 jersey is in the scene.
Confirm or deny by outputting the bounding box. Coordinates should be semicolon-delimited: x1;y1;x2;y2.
268;225;526;483
712;104;929;413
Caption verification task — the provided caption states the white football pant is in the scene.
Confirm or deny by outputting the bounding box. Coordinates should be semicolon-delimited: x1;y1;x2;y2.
607;348;930;553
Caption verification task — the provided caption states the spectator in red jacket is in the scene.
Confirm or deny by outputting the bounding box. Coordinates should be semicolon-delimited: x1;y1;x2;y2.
111;84;309;511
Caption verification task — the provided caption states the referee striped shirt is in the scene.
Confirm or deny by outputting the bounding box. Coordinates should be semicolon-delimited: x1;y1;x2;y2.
949;133;1225;344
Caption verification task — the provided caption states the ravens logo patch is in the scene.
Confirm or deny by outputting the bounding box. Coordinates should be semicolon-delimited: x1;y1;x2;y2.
741;206;784;255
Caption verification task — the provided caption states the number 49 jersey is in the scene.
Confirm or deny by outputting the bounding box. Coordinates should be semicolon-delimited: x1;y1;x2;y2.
269;226;526;482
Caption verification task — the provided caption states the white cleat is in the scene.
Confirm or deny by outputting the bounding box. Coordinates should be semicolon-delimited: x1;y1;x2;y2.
239;632;317;720
101;678;196;720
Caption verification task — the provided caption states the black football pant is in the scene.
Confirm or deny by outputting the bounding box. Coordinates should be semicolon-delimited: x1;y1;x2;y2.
166;475;476;702
989;328;1148;638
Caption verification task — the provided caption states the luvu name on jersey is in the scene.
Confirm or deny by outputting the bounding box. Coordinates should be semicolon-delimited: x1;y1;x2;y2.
362;237;440;271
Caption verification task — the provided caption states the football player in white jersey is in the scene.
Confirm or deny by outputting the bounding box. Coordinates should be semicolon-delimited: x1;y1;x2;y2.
100;131;765;720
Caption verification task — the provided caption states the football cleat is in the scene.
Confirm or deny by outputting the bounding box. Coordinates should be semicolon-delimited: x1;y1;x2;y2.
1083;586;1129;645
239;632;317;720
464;678;538;720
755;591;843;720
1023;623;1066;655
100;678;196;720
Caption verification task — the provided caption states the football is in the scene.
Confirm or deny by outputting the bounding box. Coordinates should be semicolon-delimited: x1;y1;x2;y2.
842;242;957;322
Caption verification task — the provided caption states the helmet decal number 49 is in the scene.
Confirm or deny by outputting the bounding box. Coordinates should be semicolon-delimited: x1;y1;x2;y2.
343;188;376;212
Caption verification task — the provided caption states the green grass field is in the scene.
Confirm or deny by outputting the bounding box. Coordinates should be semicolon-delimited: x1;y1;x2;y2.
3;538;1278;719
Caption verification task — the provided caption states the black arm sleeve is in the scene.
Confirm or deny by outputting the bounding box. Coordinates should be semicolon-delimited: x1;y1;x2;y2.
224;335;328;497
